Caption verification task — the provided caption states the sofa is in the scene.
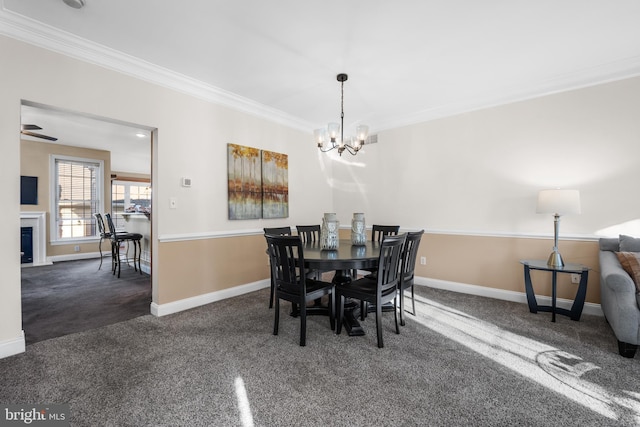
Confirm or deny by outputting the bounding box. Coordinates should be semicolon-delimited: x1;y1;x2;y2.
599;235;640;358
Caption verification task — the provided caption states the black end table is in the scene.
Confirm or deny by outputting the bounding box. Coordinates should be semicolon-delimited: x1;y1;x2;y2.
520;259;589;322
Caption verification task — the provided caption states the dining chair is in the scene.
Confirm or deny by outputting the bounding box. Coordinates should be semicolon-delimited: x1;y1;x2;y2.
296;225;325;282
360;224;401;281
264;227;292;308
371;224;400;242
105;213;143;278
93;213;112;270
265;234;335;346
336;233;406;348
399;230;424;326
296;225;320;243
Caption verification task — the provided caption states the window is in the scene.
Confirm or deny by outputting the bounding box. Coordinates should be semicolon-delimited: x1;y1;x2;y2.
111;180;151;229
50;155;103;242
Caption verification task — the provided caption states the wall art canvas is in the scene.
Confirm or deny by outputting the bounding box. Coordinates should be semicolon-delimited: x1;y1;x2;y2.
261;149;288;219
228;144;262;220
227;144;288;220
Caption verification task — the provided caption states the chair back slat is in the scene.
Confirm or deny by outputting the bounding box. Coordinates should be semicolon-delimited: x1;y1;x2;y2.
265;234;306;297
371;224;400;242
376;234;406;297
296;225;321;243
104;213;117;236
401;230;424;285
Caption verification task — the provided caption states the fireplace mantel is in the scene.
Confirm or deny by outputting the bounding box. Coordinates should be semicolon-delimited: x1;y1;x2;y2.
20;212;51;266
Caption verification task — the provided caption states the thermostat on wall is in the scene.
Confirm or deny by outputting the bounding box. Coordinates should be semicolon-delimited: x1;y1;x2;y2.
181;177;192;187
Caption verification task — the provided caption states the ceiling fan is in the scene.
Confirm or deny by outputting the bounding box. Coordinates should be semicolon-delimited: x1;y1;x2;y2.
21;124;58;141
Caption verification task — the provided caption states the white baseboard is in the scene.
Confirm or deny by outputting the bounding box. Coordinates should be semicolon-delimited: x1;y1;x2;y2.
49;252;102;263
416;277;603;317
151;279;270;317
0;331;25;359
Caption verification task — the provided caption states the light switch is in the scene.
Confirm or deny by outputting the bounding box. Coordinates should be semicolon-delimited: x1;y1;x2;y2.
169;197;177;209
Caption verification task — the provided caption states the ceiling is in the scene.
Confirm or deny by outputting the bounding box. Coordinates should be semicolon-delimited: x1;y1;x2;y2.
4;0;640;167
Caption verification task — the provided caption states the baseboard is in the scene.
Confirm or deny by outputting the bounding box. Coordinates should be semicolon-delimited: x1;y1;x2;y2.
416;277;603;317
0;331;26;359
151;279;270;317
49;252;102;263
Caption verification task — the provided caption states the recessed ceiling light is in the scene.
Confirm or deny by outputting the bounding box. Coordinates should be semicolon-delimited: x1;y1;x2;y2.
63;0;85;9
135;132;146;138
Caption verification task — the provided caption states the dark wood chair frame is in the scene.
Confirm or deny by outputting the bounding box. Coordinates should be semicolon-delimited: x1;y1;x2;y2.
94;213;112;270
105;213;142;278
336;233;406;348
264;227;292;308
265;234;335;346
399;230;424;326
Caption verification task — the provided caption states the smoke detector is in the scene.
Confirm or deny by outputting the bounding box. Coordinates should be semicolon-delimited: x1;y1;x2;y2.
63;0;85;9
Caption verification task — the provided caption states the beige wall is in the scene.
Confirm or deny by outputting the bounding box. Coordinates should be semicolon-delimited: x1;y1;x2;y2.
20;139;112;257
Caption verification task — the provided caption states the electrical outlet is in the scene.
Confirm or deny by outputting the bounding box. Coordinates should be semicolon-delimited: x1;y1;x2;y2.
571;273;581;284
420;256;426;265
74;245;80;252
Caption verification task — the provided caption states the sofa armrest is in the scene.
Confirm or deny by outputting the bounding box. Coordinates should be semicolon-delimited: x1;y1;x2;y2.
599;251;636;294
599;250;640;345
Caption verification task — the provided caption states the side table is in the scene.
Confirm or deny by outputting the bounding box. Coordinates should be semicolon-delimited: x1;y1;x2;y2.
520;259;589;322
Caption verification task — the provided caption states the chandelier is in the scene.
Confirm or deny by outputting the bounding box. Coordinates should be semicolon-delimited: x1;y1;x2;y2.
314;73;369;156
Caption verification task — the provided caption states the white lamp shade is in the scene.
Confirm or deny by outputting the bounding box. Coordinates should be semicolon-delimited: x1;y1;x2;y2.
536;189;581;215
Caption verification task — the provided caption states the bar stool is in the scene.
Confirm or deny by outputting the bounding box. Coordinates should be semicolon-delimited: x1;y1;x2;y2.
104;213;143;278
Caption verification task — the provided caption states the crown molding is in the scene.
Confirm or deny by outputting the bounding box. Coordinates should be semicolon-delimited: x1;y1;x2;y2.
0;7;313;133
3;7;640;135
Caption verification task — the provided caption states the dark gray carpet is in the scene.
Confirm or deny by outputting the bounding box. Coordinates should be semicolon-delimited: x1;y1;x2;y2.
1;285;639;426
21;258;151;345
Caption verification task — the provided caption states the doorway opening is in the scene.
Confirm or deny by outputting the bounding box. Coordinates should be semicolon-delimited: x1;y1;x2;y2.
19;100;155;345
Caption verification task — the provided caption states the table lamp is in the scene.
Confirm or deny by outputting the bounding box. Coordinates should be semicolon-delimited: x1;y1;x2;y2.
536;189;581;267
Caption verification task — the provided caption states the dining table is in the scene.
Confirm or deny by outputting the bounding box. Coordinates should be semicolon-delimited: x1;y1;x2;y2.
301;238;382;336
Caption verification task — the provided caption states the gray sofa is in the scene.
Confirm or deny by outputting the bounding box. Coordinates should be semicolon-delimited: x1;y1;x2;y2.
599;235;640;358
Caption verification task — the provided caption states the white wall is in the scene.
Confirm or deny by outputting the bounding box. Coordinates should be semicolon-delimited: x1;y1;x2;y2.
333;76;640;238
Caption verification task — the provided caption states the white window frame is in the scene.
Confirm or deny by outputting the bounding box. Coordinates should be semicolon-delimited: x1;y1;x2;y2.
49;154;104;245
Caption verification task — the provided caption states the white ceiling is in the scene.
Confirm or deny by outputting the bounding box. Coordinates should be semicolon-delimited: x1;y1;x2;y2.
4;0;640;170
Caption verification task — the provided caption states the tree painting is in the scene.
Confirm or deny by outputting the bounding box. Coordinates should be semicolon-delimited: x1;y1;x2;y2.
227;144;289;220
228;143;262;219
261;150;288;219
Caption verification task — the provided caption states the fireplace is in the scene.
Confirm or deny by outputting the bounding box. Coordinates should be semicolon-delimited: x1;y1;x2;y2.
20;212;49;266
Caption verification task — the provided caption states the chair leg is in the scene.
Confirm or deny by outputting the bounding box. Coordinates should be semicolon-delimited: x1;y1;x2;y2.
97;236;103;270
299;303;307;346
394;298;400;335
273;297;280;336
136;239;142;274
329;291;335;331
268;266;275;309
411;286;416;315
336;295;345;335
399;288;405;326
376;301;384;348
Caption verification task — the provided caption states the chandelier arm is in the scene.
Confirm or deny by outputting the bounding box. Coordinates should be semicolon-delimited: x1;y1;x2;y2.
318;144;338;153
341;144;359;156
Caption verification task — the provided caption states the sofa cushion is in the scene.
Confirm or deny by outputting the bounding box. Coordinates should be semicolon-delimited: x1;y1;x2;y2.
615;251;640;293
620;234;640;252
599;237;620;252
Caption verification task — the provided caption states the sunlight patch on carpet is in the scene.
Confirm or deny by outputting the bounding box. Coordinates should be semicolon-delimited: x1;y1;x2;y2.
235;377;254;427
411;294;640;423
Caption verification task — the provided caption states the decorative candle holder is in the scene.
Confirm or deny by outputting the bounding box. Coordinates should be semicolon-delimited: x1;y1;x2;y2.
321;213;339;250
351;212;366;245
